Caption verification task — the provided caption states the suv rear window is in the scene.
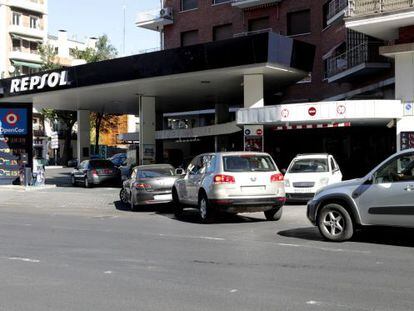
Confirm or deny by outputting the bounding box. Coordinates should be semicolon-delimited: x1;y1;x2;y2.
223;155;276;172
288;158;328;173
89;160;115;169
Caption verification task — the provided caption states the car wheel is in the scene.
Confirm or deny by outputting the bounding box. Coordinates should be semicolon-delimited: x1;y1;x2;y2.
71;175;76;187
318;203;354;242
264;206;283;221
172;188;183;218
119;188;129;205
198;193;215;224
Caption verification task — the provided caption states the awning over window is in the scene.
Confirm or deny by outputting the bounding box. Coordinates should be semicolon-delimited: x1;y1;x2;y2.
11;34;43;43
11;60;42;69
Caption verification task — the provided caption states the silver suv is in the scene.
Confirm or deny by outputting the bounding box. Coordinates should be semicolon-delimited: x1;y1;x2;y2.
307;149;414;241
172;152;286;223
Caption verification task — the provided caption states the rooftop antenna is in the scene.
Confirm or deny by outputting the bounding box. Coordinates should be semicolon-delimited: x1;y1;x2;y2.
123;0;126;56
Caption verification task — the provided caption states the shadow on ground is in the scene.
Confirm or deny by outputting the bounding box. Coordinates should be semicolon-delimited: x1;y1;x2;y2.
278;226;414;247
114;200;267;224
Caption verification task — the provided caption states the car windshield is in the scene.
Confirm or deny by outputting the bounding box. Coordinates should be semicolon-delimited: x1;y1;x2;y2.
138;168;174;179
223;155;276;172
90;160;115;169
288;158;328;173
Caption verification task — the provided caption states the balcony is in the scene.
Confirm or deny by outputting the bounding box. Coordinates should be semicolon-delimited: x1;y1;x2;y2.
135;7;173;31
9;24;46;39
346;0;414;40
325;41;390;83
327;0;349;25
231;0;281;9
8;0;46;14
9;50;42;63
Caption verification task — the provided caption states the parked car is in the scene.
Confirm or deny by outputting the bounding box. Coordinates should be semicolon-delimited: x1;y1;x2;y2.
172;152;286;223
307;149;414;242
120;164;181;210
109;153;127;167
71;159;121;188
284;154;342;202
67;158;78;168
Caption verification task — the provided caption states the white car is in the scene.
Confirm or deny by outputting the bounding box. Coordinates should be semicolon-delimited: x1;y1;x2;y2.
172;152;286;223
284;154;342;202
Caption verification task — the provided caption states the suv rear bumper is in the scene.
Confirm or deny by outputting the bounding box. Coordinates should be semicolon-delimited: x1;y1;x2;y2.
210;197;286;213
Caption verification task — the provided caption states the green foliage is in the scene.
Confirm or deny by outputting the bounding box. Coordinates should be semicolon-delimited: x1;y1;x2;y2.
72;35;118;63
38;44;61;71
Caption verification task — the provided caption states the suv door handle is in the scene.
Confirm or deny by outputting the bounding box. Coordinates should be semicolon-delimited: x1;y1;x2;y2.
404;185;414;191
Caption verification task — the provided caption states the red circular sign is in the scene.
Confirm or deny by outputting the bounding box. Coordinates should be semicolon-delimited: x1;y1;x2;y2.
308;107;317;117
256;128;263;136
281;108;289;118
4;111;19;125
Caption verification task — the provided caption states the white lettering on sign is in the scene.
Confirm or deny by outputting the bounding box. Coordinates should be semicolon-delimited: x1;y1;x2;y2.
10;71;68;93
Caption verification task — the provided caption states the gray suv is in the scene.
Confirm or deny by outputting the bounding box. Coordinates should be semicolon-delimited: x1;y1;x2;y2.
307;149;414;241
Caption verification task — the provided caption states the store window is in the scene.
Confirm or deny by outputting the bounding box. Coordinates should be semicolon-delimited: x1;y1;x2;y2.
213;24;232;41
248;17;270;32
181;30;198;47
181;0;197;11
30;41;38;54
287;10;311;36
30;16;39;29
12;12;21;26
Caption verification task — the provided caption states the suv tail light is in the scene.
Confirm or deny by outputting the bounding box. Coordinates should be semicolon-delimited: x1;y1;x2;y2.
91;169;98;176
213;174;235;184
135;183;152;190
271;173;284;182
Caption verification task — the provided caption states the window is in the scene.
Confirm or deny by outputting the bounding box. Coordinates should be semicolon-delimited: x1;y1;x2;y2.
12;12;21;25
288;159;329;173
213;0;230;4
187;156;202;175
213;24;232;41
181;30;198;47
30;16;39;29
374;153;414;183
248;17;270;32
30;42;38;54
181;0;197;11
223;155;276;172
287;10;311;36
12;38;22;51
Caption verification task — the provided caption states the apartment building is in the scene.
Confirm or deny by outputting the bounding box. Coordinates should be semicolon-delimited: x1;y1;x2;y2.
0;0;47;78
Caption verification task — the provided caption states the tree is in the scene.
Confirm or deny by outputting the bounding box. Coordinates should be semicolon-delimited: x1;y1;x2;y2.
38;35;118;164
90;112;120;153
72;35;118;155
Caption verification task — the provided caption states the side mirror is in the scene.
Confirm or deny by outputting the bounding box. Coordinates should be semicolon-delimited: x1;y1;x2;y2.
175;168;185;176
365;174;374;184
281;168;287;175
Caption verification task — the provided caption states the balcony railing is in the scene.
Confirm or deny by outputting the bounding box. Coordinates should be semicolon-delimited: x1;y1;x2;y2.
327;0;349;20
233;28;272;38
348;0;414;16
325;41;386;78
232;0;281;9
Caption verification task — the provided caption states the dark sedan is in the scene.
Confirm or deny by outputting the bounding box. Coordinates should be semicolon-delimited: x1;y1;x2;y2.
71;159;121;188
119;164;181;210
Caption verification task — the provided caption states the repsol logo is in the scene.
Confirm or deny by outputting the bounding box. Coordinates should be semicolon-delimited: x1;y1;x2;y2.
10;71;68;93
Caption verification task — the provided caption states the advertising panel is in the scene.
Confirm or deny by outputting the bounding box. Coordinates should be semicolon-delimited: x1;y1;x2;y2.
244;125;264;152
0;104;32;185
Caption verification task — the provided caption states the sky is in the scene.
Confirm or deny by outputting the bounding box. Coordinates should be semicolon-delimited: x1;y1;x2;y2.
48;0;161;56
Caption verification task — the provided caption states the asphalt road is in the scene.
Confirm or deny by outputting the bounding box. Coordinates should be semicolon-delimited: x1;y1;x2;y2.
0;169;413;311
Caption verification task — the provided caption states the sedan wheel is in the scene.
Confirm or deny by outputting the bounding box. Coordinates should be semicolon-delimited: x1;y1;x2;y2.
119;188;129;205
318;203;354;242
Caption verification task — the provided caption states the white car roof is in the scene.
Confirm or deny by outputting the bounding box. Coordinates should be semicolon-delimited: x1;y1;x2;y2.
293;154;331;159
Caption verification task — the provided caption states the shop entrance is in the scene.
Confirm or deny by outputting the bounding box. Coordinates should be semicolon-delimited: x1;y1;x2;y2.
265;126;396;179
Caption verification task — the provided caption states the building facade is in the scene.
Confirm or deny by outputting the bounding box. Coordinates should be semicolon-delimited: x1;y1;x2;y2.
0;0;48;78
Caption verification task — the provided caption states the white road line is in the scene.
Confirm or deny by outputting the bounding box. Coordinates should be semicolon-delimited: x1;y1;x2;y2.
278;243;370;254
306;300;371;310
8;257;40;263
104;271;113;274
158;233;225;241
230;289;238;293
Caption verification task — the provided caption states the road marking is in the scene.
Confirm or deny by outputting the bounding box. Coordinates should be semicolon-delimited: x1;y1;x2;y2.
306;300;370;310
230;289;238;293
278;243;370;254
8;257;40;263
104;271;113;274
159;233;225;241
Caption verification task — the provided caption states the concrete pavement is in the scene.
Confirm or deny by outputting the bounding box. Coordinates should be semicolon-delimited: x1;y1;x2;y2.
0;185;413;311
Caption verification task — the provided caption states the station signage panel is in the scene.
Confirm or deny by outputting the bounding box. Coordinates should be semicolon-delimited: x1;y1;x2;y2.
244;125;264;152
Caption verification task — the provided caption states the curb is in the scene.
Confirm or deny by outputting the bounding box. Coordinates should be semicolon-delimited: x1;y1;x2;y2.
0;185;57;191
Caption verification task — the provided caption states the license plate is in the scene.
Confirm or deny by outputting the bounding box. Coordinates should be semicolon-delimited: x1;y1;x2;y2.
241;186;265;191
294;188;313;193
154;194;172;201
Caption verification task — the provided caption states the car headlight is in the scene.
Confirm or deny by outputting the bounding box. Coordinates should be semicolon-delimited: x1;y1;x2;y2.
319;177;329;186
284;179;290;187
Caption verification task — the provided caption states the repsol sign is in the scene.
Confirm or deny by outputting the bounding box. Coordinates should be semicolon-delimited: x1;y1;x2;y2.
9;71;68;93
